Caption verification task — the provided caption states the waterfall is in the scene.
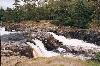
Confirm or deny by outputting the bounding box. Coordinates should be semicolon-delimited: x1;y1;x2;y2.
26;42;44;58
27;39;59;58
26;32;100;59
2;26;99;60
48;32;100;51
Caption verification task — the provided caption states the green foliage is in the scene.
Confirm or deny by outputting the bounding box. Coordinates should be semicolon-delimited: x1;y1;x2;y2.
95;52;100;62
50;0;93;28
0;8;5;21
1;0;99;28
70;0;93;28
87;52;100;66
86;60;100;66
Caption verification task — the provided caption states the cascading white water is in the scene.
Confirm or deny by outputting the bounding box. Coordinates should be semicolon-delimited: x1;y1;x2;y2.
2;26;99;59
0;27;17;36
48;32;100;51
27;39;59;58
26;32;100;59
26;42;44;58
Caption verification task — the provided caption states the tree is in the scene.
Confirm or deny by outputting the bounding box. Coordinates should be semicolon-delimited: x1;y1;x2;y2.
4;7;14;22
70;0;93;28
92;0;100;25
0;8;5;22
0;0;95;29
87;0;100;28
13;0;20;9
23;3;37;20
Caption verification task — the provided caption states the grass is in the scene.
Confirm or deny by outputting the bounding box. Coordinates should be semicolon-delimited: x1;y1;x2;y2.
86;60;100;66
16;56;85;66
16;56;100;66
2;56;100;66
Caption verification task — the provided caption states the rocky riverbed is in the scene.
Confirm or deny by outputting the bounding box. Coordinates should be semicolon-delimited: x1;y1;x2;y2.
1;24;100;66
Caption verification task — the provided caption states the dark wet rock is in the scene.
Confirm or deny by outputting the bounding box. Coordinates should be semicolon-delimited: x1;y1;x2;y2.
26;31;99;58
69;31;100;46
3;21;100;46
1;26;100;59
28;32;62;51
42;36;62;51
1;32;28;42
51;28;100;46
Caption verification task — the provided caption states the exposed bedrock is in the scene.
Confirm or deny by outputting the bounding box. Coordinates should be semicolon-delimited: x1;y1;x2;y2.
1;32;33;58
1;41;33;58
1;33;26;42
4;24;100;46
27;32;62;51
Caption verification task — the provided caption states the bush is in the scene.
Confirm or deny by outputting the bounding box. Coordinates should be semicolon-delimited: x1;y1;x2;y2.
95;52;100;62
54;0;93;28
69;0;92;28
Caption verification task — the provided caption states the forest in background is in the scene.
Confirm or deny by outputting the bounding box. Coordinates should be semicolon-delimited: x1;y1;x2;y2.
0;0;100;28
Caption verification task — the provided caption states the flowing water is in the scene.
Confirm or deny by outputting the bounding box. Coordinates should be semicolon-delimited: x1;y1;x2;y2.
26;32;100;59
48;32;100;51
0;27;17;36
1;27;100;60
27;39;59;58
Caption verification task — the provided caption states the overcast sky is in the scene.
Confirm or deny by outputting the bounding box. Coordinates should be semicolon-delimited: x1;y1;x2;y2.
0;0;15;9
0;0;25;9
0;0;47;9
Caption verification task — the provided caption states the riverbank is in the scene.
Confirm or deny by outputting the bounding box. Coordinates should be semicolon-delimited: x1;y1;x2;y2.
1;21;100;66
1;56;100;66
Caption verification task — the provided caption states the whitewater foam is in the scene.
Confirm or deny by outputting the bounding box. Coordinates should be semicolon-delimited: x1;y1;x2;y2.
48;32;100;51
27;39;59;58
0;27;17;36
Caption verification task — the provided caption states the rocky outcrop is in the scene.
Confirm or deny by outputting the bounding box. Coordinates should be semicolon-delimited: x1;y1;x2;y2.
3;23;100;46
1;41;33;58
1;33;26;42
27;32;62;51
27;26;100;46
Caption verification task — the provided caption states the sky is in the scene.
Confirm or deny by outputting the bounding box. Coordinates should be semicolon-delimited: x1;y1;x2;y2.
0;0;15;9
0;0;24;9
0;0;46;9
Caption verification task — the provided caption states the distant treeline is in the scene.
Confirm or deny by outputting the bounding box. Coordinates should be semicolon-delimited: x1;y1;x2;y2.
0;0;100;28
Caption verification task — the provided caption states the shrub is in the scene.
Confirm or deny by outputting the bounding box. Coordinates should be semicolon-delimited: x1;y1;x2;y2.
95;52;100;62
